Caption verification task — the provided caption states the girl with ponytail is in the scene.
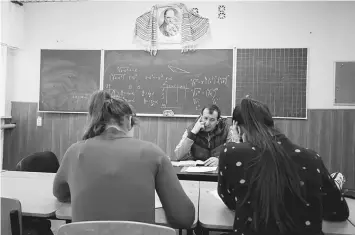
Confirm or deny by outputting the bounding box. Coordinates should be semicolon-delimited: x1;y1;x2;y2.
218;98;349;235
53;90;195;227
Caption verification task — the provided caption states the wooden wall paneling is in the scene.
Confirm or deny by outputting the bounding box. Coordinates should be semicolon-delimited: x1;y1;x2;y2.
16;102;30;166
40;113;51;155
67;114;77;157
58;114;68;160
288;119;307;147
307;110;322;155
4;102;28;168
74;115;87;142
157;117;168;156
341;110;355;189
33;105;45;153
26;102;36;156
317;110;333;168
3;102;355;189
18;103;29;162
330;110;344;174
46;114;56;153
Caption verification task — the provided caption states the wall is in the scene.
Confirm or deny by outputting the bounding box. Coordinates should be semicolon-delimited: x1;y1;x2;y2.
1;1;25;167
1;1;24;48
10;1;355;109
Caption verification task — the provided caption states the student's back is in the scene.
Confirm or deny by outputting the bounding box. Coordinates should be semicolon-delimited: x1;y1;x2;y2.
217;98;349;235
219;135;349;235
53;90;195;228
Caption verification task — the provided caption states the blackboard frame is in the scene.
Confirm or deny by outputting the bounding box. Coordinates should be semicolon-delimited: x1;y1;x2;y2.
102;48;236;118
333;61;355;106
38;49;103;114
234;47;309;120
38;47;311;118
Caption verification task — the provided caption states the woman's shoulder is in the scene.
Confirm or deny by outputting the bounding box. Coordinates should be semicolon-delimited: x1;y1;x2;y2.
283;143;323;167
136;139;167;158
225;142;256;152
67;140;85;152
221;142;257;160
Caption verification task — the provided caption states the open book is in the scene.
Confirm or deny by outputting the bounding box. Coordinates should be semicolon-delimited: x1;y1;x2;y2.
171;160;205;167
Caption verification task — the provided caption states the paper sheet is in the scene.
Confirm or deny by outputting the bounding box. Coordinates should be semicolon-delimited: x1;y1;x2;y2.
209;189;224;202
183;166;217;173
171;160;205;167
155;191;162;208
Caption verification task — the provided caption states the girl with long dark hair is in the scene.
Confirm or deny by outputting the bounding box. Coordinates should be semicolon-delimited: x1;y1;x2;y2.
218;98;349;235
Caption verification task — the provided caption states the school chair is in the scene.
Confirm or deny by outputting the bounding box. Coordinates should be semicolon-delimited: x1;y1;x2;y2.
15;151;57;235
15;151;59;173
1;197;22;235
57;221;176;235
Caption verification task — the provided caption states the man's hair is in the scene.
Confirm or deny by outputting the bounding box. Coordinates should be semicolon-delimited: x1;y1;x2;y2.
200;104;221;119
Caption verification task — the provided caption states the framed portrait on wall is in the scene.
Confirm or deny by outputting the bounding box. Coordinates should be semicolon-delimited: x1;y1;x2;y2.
157;4;183;44
134;3;210;55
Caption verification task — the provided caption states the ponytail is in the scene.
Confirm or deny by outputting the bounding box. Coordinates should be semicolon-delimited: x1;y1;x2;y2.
82;90;137;140
239;99;305;233
82;91;110;140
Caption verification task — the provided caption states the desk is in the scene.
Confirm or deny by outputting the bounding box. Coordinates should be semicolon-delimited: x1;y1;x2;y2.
0;171;62;218
346;198;355;226
174;167;218;182
1;170;55;179
55;180;199;229
199;182;355;235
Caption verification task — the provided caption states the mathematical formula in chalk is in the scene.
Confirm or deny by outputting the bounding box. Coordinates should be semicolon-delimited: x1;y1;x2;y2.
104;69;231;112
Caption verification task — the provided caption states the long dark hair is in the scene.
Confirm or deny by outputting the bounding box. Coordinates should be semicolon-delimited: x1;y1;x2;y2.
233;98;305;233
82;90;137;140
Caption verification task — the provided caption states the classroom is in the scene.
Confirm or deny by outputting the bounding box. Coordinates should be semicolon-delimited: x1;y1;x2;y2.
1;1;355;235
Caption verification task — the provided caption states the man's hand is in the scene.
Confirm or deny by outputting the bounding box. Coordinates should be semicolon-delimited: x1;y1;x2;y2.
191;116;205;134
204;157;218;167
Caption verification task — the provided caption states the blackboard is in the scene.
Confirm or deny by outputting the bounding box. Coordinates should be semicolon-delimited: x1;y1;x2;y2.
235;48;308;119
334;62;355;105
39;50;101;113
103;49;234;116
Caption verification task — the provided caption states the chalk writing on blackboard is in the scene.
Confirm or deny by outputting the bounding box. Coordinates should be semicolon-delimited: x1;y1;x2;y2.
39;50;101;113
103;49;233;116
105;66;230;111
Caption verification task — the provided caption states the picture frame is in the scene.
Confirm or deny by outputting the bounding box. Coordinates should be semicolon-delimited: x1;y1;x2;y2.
156;3;185;45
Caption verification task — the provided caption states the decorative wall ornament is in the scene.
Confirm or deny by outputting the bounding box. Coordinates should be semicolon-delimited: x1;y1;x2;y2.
218;5;226;19
134;3;210;56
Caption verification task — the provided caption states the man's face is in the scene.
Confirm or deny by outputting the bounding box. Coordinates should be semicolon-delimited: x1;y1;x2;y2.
165;10;175;24
201;108;219;132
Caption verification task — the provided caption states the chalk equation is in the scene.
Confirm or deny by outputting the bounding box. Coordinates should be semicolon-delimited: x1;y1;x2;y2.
104;65;231;111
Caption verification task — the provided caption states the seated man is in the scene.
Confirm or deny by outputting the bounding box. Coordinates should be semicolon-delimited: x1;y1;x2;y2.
174;104;239;167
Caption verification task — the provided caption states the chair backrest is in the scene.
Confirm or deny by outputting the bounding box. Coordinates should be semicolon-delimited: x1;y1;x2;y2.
1;197;22;235
16;151;59;173
57;221;176;235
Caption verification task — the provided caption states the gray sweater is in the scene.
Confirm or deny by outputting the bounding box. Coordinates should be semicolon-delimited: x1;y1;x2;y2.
53;128;195;228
